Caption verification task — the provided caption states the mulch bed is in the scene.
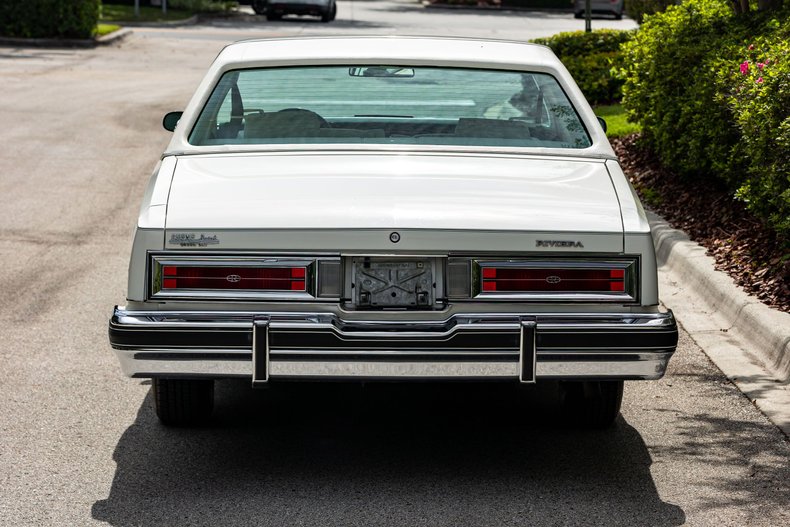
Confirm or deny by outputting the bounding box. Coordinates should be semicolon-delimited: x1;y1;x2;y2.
612;134;790;313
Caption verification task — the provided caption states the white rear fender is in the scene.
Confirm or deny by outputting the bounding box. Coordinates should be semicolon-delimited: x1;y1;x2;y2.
127;157;177;302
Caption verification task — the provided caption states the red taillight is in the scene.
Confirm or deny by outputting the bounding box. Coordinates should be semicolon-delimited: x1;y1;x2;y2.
481;267;626;293
161;266;306;291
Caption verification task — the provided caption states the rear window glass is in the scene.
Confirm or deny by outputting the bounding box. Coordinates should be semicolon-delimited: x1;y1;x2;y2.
189;66;591;149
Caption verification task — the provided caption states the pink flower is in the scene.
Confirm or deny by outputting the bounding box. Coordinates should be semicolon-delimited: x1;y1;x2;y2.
740;61;749;74
765;59;771;65
758;62;765;70
757;77;764;84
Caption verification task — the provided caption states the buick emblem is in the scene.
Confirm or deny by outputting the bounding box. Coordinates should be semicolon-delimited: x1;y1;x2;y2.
389;232;401;243
226;274;242;283
546;275;562;284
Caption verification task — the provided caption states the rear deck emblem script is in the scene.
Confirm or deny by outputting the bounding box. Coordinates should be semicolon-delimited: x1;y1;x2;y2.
389;232;401;243
169;233;220;247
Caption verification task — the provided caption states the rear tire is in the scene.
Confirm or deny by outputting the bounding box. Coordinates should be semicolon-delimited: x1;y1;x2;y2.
560;380;623;429
266;12;281;21
153;378;214;427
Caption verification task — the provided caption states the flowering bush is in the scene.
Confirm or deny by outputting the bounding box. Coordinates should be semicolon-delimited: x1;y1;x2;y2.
722;37;790;236
617;0;790;239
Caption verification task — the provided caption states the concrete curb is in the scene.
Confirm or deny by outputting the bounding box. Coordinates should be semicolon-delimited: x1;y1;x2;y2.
0;28;132;48
422;1;573;13
102;14;199;28
649;211;790;436
650;212;790;382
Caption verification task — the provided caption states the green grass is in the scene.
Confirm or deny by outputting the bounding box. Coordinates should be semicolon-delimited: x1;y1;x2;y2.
94;23;121;37
100;4;194;23
593;103;642;138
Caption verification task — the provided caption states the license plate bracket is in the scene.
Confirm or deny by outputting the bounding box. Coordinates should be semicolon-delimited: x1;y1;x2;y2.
351;257;435;309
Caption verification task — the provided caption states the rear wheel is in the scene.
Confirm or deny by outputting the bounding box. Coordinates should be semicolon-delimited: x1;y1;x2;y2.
560;380;623;429
320;5;334;22
153;378;214;426
266;12;281;21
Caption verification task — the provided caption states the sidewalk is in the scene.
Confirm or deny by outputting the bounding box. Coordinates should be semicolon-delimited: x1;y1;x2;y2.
650;211;790;437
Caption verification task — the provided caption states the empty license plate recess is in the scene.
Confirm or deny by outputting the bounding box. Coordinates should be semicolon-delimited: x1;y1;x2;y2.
351;257;438;309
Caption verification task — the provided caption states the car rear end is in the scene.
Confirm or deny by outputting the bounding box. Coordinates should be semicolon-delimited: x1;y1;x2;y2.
108;37;677;427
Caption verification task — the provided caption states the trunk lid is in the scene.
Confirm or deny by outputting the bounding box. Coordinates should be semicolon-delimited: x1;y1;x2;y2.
165;153;624;252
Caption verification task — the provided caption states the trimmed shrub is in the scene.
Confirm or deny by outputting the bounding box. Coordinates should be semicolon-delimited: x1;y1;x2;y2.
531;29;634;105
617;0;738;176
617;0;790;238
0;0;100;39
626;0;677;24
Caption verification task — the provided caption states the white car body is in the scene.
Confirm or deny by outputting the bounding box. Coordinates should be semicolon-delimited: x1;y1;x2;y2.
109;37;677;427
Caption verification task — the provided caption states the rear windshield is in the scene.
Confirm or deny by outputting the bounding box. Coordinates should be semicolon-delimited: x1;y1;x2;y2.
189;66;591;149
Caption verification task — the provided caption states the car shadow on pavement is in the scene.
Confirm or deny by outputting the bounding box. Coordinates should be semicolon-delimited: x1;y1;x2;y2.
92;381;685;526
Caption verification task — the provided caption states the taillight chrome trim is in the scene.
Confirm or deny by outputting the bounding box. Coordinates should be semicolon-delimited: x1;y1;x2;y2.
148;254;341;301
448;257;639;303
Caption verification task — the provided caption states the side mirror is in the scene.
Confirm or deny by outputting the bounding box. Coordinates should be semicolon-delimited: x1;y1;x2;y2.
163;111;183;132
596;116;607;133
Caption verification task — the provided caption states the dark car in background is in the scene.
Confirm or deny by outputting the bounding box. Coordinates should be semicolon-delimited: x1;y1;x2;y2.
574;0;624;19
250;0;337;22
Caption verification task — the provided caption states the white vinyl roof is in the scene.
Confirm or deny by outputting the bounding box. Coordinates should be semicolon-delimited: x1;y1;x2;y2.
216;36;561;71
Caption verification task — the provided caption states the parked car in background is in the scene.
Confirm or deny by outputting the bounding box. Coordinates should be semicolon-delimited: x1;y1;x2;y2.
251;0;337;21
109;36;677;429
574;0;624;19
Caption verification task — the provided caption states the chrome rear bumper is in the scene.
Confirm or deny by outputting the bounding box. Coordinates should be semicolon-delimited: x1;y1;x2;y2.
109;307;678;382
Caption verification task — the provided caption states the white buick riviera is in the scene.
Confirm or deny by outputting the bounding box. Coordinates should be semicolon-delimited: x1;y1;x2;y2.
109;37;678;428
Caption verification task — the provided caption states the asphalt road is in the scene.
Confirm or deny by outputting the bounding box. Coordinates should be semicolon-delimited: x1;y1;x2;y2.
0;3;788;525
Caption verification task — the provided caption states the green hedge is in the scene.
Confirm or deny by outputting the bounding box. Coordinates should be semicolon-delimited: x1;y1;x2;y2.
617;0;790;238
531;29;634;105
0;0;100;39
